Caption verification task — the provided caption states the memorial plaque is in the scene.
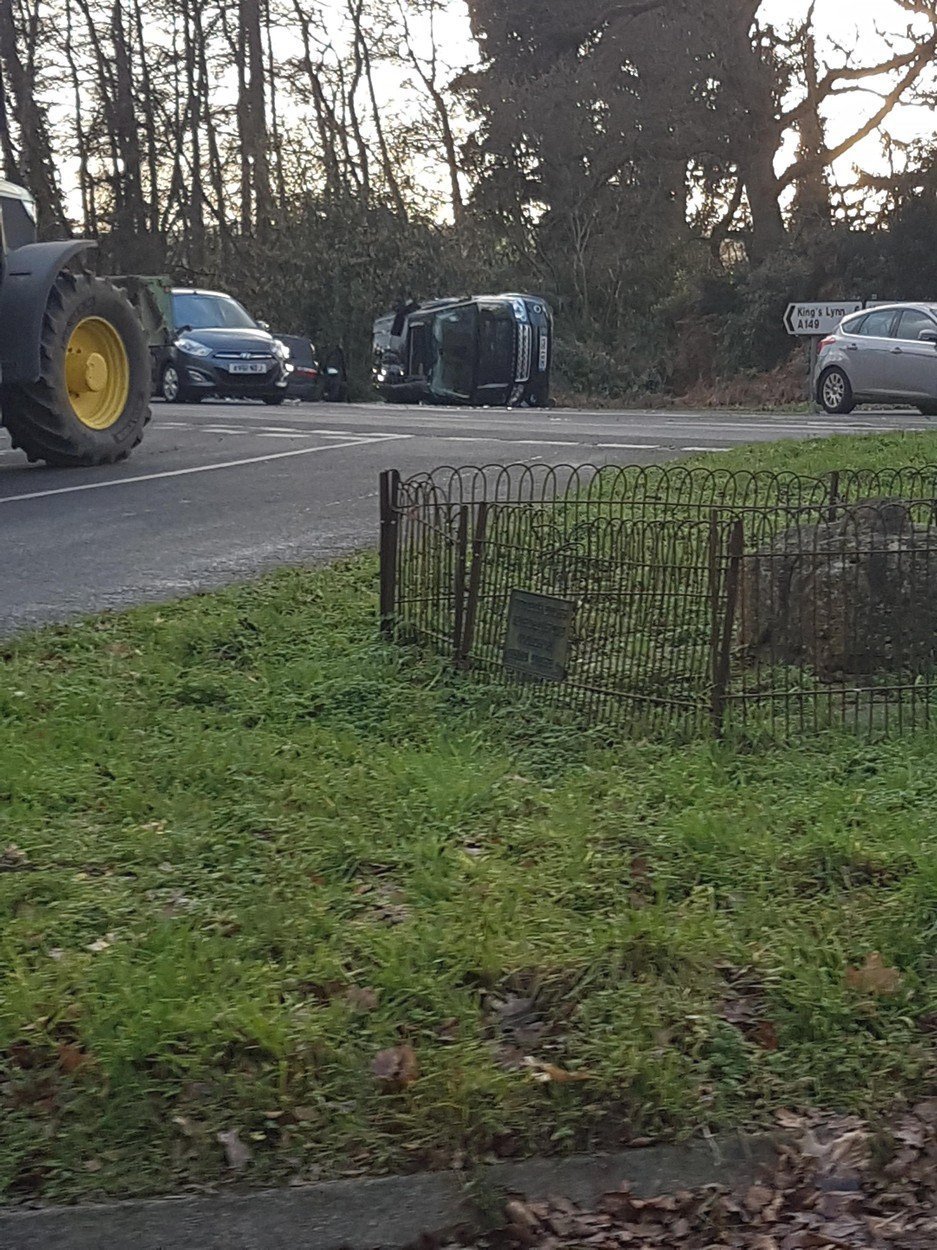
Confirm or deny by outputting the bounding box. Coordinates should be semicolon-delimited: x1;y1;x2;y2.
503;589;575;682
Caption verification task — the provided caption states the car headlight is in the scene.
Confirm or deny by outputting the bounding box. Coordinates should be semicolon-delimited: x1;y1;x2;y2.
175;337;212;357
272;339;290;360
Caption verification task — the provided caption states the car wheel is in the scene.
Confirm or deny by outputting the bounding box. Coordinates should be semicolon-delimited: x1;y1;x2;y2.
818;367;856;415
918;402;937;416
263;394;286;406
160;363;204;404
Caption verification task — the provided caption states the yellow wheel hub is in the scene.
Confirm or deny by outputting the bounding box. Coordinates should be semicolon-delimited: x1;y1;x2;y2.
65;317;129;430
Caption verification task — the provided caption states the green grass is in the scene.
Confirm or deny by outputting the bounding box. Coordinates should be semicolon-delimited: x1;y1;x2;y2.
1;431;936;1203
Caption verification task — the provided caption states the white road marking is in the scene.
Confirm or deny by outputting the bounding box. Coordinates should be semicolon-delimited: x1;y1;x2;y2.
595;442;662;450
427;436;579;447
256;431;312;439
682;446;732;452
0;434;411;506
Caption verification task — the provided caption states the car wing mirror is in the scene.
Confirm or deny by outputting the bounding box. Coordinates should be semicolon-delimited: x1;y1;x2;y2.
918;330;937;345
257;320;270;332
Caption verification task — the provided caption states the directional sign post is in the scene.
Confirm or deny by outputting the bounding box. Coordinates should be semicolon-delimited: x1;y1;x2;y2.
784;300;864;410
784;301;864;338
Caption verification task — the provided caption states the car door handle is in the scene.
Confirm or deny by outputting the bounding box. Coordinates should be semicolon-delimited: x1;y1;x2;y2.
844;343;858;351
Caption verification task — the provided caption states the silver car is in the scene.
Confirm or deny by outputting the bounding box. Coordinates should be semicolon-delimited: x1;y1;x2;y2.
814;303;937;415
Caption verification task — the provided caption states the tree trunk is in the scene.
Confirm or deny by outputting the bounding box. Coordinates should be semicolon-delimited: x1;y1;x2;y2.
0;0;68;233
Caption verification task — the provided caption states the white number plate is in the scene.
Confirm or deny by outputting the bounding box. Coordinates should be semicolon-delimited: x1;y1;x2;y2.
538;336;549;371
227;362;266;374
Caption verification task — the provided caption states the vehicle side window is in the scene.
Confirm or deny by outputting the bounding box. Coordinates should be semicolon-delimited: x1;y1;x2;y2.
895;309;937;341
855;309;898;337
841;315;866;336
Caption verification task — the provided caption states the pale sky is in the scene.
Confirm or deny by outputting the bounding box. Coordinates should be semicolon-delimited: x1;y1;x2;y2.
759;0;937;187
50;0;937;222
430;0;937;194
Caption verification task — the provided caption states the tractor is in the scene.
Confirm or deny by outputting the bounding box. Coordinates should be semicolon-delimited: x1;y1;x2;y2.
0;177;150;466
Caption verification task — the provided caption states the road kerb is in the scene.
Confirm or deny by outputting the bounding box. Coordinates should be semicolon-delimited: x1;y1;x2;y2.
0;1134;778;1250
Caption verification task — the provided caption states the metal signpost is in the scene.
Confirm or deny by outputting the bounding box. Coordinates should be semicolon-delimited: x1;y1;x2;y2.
784;301;864;409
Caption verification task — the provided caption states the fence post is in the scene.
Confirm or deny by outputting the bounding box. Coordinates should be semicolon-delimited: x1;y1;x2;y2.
379;469;401;640
457;502;489;670
711;517;744;733
827;470;841;523
453;505;469;664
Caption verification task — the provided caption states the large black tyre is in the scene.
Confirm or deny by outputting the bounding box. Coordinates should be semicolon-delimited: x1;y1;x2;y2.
263;393;286;406
817;366;856;415
918;402;937;417
1;271;150;466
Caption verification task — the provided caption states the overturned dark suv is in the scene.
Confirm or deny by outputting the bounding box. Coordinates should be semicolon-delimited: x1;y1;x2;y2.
373;294;552;407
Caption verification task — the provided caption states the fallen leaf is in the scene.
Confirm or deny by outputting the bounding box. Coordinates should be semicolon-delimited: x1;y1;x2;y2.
1;845;29;870
83;1159;103;1173
504;1198;540;1230
56;1043;87;1075
523;1057;593;1083
845;952;902;996
743;1183;774;1211
749;1019;780;1051
216;1128;252;1170
85;933;117;954
345;986;380;1012
292;1106;317;1123
630;853;652;881
912;1097;937;1124
172;1115;197;1137
371;1044;419;1090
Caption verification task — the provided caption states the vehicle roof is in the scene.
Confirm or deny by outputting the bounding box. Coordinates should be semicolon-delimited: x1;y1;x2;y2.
844;302;937;317
0;179;36;205
170;288;241;300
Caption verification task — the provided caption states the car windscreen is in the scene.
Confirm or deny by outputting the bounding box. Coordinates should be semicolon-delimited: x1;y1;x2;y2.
476;303;516;387
172;293;257;331
429;305;478;399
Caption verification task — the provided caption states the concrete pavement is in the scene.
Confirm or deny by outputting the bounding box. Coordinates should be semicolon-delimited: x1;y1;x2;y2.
0;399;930;633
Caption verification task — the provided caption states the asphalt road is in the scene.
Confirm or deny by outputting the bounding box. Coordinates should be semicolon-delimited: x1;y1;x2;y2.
0;399;932;633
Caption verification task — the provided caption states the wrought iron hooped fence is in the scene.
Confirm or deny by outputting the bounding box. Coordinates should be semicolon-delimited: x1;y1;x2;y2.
379;463;937;737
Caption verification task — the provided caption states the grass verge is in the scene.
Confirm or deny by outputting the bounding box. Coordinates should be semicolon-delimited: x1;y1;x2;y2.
1;431;936;1203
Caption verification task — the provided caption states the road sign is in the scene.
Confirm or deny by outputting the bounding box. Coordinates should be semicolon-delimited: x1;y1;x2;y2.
784;301;863;337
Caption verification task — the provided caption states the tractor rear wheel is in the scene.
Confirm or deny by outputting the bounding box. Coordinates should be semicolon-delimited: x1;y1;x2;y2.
1;271;150;467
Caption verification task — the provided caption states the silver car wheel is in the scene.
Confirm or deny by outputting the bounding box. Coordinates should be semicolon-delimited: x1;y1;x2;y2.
161;364;180;403
822;371;845;409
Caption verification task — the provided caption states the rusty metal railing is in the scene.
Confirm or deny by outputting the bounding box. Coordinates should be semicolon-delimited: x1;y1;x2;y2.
379;463;937;737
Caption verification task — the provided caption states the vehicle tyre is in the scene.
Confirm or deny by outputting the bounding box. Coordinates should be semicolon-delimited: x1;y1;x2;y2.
263;394;286;406
818;367;856;415
917;402;937;416
1;271;150;467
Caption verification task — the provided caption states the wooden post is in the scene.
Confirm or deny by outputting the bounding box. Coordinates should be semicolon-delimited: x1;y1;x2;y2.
457;502;489;670
827;470;841;524
712;517;744;734
708;512;722;729
808;336;820;413
379;469;401;639
452;505;469;664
